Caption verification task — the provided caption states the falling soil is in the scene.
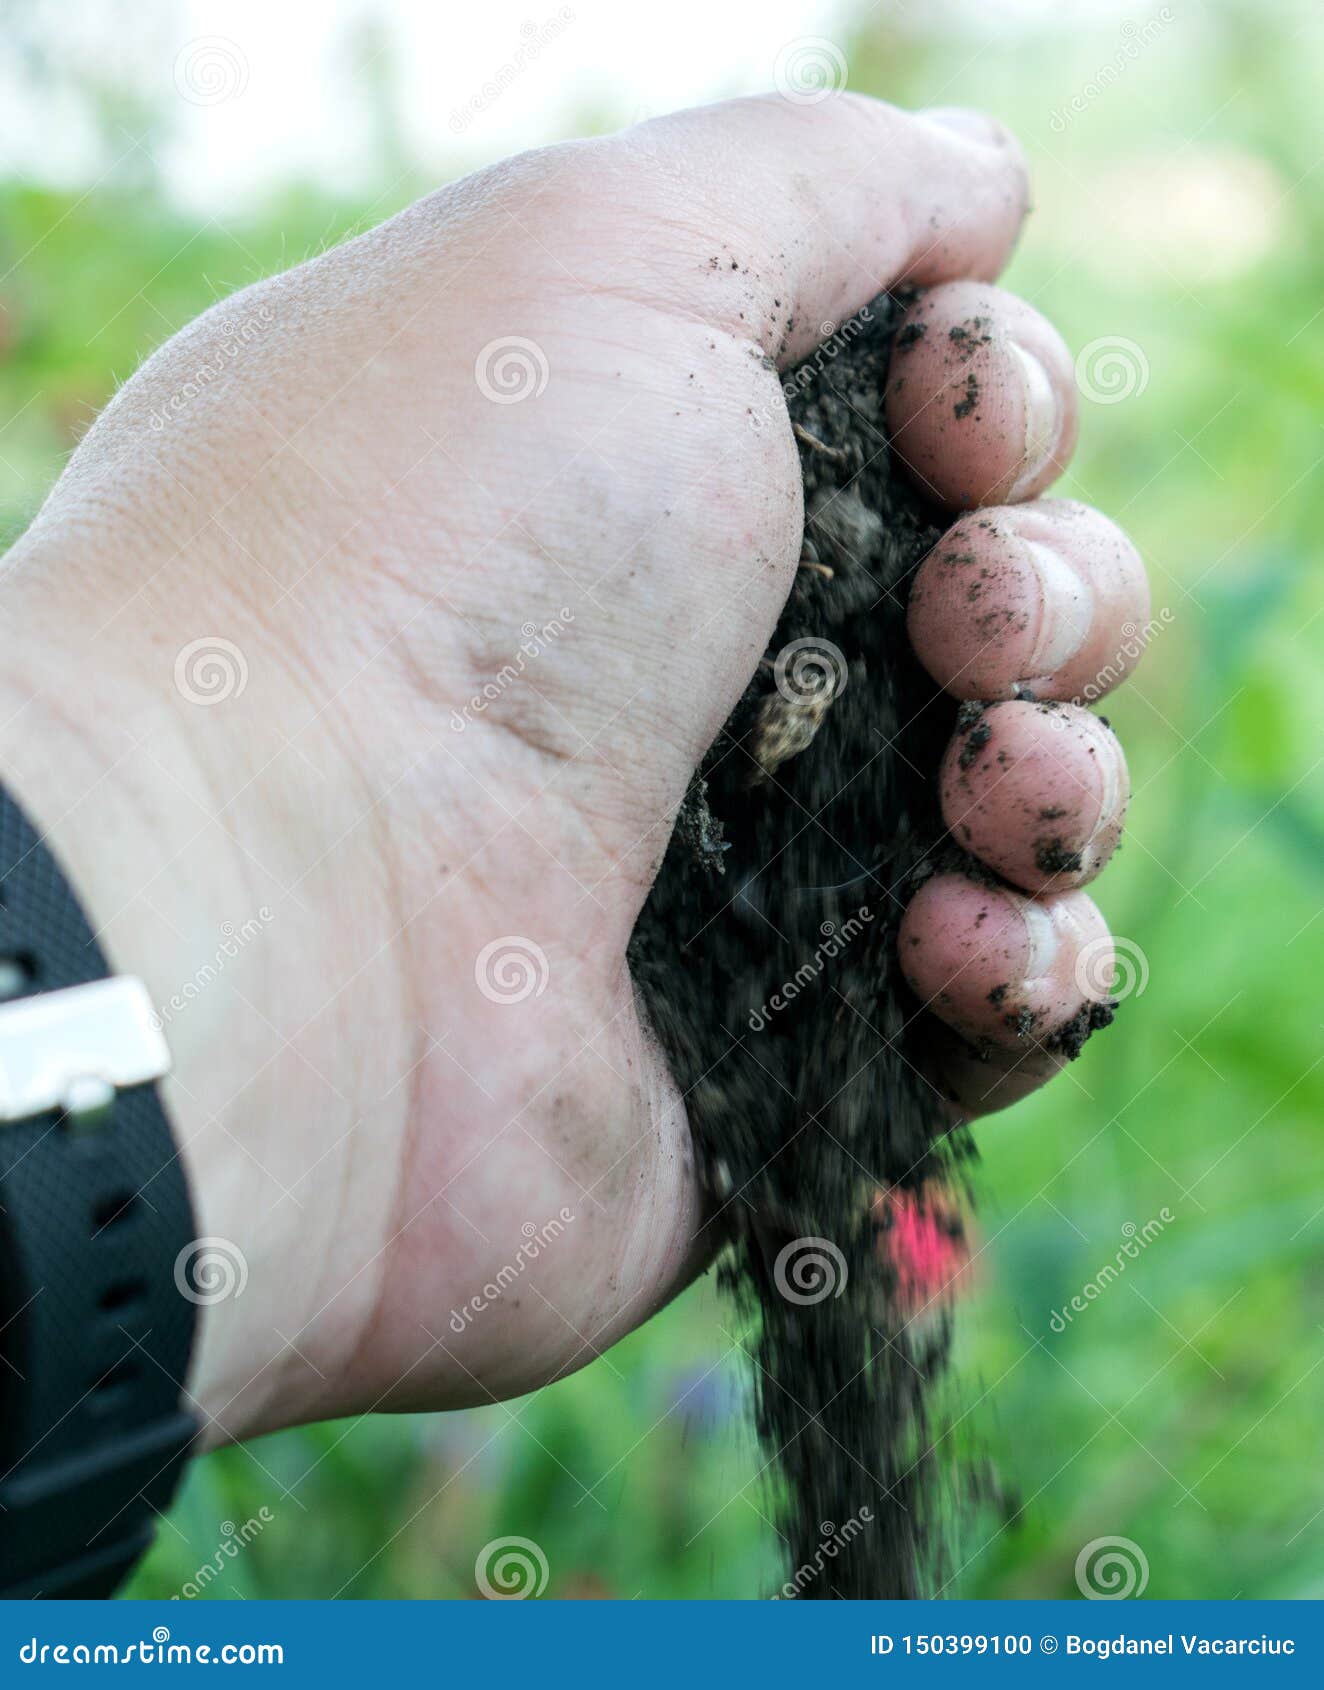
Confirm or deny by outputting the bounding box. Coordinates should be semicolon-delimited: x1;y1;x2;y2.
631;290;1113;1599
630;290;950;1596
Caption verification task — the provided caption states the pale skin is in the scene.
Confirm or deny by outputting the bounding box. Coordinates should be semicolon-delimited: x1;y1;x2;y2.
0;95;1149;1447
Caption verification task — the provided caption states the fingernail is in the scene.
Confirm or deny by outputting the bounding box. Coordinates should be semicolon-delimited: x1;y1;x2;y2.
1079;721;1127;874
1019;897;1059;981
1089;720;1125;820
1008;342;1059;500
918;106;1009;147
1023;539;1091;672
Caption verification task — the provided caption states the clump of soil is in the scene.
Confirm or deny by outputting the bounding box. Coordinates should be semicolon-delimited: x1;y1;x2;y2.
630;293;1104;1598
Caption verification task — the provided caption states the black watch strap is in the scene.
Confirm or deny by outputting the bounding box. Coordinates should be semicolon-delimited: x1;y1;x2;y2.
0;781;199;1597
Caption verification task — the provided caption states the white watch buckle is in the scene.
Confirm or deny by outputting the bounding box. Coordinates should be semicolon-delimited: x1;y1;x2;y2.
0;977;170;1125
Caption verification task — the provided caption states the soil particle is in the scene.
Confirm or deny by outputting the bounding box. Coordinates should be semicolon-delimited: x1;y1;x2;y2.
1046;998;1117;1060
947;318;991;359
1034;836;1084;875
959;723;992;768
953;373;980;420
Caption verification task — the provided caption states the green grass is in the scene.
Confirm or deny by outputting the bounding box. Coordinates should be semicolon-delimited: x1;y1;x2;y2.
2;0;1321;1600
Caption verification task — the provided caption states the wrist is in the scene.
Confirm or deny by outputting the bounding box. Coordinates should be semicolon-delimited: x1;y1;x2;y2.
0;539;407;1444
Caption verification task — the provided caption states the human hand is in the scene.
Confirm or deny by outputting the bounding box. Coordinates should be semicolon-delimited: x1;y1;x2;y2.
0;94;1147;1441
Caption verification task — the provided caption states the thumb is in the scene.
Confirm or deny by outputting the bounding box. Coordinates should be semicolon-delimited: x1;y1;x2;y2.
545;96;1031;865
620;92;1030;366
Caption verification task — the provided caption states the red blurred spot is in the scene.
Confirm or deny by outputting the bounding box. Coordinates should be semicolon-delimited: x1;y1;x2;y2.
873;1185;972;1310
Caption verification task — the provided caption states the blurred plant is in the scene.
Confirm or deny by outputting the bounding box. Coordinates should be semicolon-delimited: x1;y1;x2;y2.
0;0;1320;1602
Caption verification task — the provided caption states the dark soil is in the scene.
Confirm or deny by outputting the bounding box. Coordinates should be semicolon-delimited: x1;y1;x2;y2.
630;292;1104;1598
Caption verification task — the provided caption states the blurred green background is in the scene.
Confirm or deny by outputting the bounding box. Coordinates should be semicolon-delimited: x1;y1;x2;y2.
2;0;1321;1599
